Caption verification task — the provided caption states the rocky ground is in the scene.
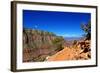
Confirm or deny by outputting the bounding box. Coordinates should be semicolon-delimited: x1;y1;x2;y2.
47;40;91;61
23;29;91;62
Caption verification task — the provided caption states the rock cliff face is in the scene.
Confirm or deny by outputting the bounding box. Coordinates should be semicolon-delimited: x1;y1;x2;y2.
23;29;91;62
23;29;65;62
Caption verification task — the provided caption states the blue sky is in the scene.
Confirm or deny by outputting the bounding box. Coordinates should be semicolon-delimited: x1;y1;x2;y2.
23;10;91;37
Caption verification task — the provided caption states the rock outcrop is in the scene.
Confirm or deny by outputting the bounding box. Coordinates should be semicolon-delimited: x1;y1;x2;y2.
23;29;91;62
47;40;91;61
23;29;65;62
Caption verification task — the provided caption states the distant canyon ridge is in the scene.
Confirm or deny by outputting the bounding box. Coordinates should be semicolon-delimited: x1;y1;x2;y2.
23;29;91;62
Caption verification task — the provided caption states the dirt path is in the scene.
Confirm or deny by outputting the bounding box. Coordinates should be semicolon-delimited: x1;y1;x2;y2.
47;46;90;61
47;47;77;61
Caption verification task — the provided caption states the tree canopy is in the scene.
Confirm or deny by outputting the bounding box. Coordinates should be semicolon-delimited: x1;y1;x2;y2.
81;21;91;40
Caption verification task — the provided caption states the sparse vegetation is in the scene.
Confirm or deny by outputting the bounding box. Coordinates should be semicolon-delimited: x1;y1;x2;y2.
23;29;65;62
23;20;91;62
73;40;77;45
81;21;91;40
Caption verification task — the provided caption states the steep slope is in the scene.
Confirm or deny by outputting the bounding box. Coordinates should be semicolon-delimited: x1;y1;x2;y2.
47;40;91;61
23;29;65;62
